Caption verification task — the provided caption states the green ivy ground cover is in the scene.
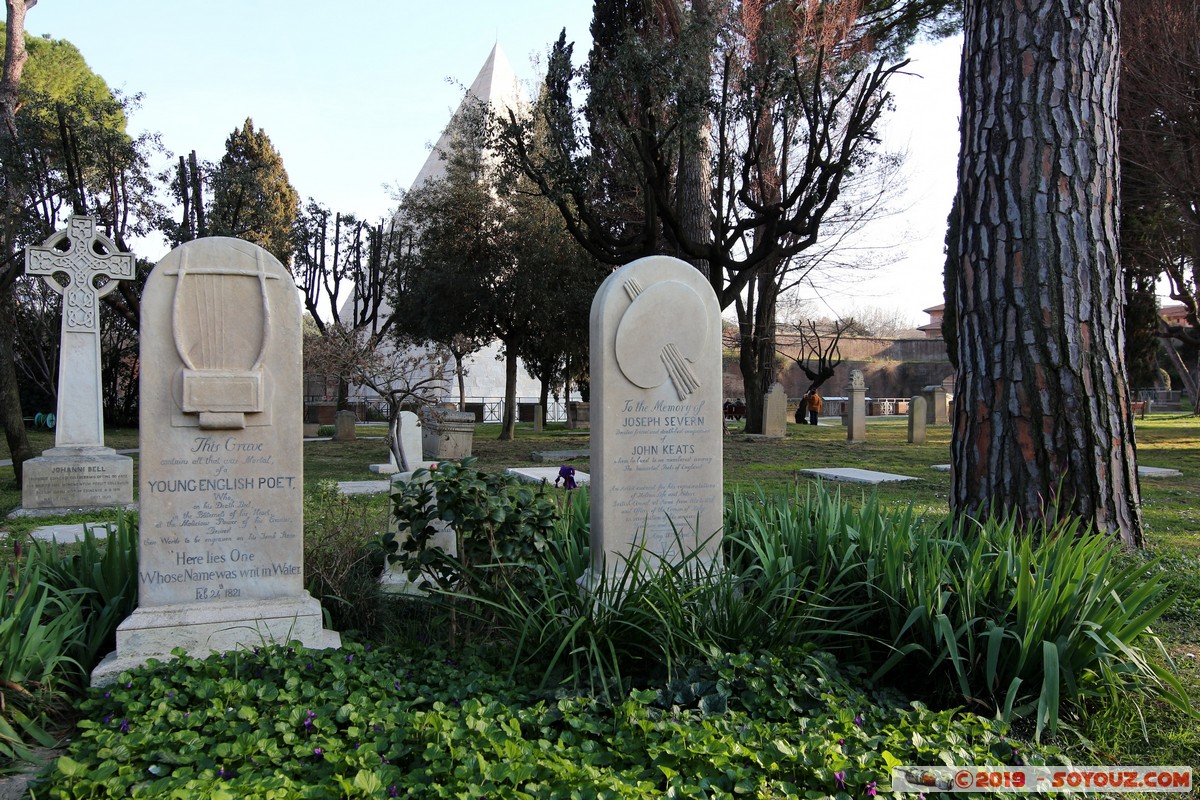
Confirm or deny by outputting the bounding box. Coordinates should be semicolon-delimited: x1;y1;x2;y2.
34;642;1047;800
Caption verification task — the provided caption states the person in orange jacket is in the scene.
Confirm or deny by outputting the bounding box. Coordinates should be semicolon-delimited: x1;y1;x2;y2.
804;388;822;426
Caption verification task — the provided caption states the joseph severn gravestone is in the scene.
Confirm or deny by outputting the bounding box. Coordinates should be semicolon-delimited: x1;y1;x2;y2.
20;216;134;512
92;238;339;684
587;255;723;581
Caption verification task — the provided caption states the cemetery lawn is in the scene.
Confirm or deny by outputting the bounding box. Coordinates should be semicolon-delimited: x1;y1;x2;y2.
1;416;1197;784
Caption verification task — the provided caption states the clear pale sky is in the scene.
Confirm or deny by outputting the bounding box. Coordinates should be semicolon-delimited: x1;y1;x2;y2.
26;1;961;326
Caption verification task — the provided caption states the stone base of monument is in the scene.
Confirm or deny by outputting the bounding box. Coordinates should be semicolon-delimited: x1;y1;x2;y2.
20;447;133;512
91;594;340;685
421;410;475;460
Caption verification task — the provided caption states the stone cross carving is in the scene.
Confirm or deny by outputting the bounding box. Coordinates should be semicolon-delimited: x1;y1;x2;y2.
26;216;135;449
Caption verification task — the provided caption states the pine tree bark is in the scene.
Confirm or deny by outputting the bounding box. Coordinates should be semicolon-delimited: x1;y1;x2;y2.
947;0;1142;545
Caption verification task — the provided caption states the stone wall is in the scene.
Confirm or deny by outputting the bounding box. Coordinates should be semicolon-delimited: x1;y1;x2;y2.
724;336;954;400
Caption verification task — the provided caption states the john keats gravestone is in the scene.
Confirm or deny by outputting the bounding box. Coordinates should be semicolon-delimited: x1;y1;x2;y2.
590;255;723;576
93;238;339;683
21;216;134;511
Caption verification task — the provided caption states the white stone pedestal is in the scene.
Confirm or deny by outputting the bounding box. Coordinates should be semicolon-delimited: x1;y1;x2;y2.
21;447;133;511
92;595;339;684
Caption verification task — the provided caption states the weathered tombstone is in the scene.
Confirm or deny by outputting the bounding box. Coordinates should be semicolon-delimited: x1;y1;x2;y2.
333;409;357;441
381;467;457;595
92;237;339;684
421;408;475;459
761;383;788;438
941;375;956;421
923;384;949;425
532;404;544;433
847;370;867;442
370;410;426;475
567;400;590;430
908;395;928;444
21;216;134;511
589;255;723;578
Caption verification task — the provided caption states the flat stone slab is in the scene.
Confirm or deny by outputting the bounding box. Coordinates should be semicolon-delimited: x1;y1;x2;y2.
1138;466;1182;478
933;464;1183;479
368;463;399;475
336;480;392;496
30;521;111;543
801;467;917;484
530;449;590;463
8;502;136;519
506;467;591;487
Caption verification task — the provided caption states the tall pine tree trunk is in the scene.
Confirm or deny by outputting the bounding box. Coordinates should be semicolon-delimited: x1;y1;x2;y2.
948;0;1142;545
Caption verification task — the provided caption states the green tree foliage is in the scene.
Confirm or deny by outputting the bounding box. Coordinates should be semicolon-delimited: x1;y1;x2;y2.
396;99;605;440
1119;0;1200;410
503;2;957;433
0;15;159;480
208;118;299;266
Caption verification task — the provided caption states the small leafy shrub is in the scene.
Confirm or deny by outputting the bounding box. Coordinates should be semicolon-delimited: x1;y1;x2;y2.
36;641;1052;799
379;459;559;601
37;513;139;676
303;481;391;633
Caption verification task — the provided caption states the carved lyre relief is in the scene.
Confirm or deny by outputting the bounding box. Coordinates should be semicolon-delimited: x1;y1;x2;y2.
167;244;278;429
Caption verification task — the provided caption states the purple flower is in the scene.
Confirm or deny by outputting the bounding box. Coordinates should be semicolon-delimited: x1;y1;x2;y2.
388;786;399;798
835;770;847;790
853;713;863;728
125;682;132;689
218;766;233;779
394;680;403;691
346;654;354;664
866;781;877;797
313;747;324;759
102;714;112;724
167;691;176;698
119;719;130;733
837;738;845;747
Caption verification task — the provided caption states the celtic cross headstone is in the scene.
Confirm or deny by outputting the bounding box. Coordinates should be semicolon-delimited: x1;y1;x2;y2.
26;215;135;448
20;216;135;511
